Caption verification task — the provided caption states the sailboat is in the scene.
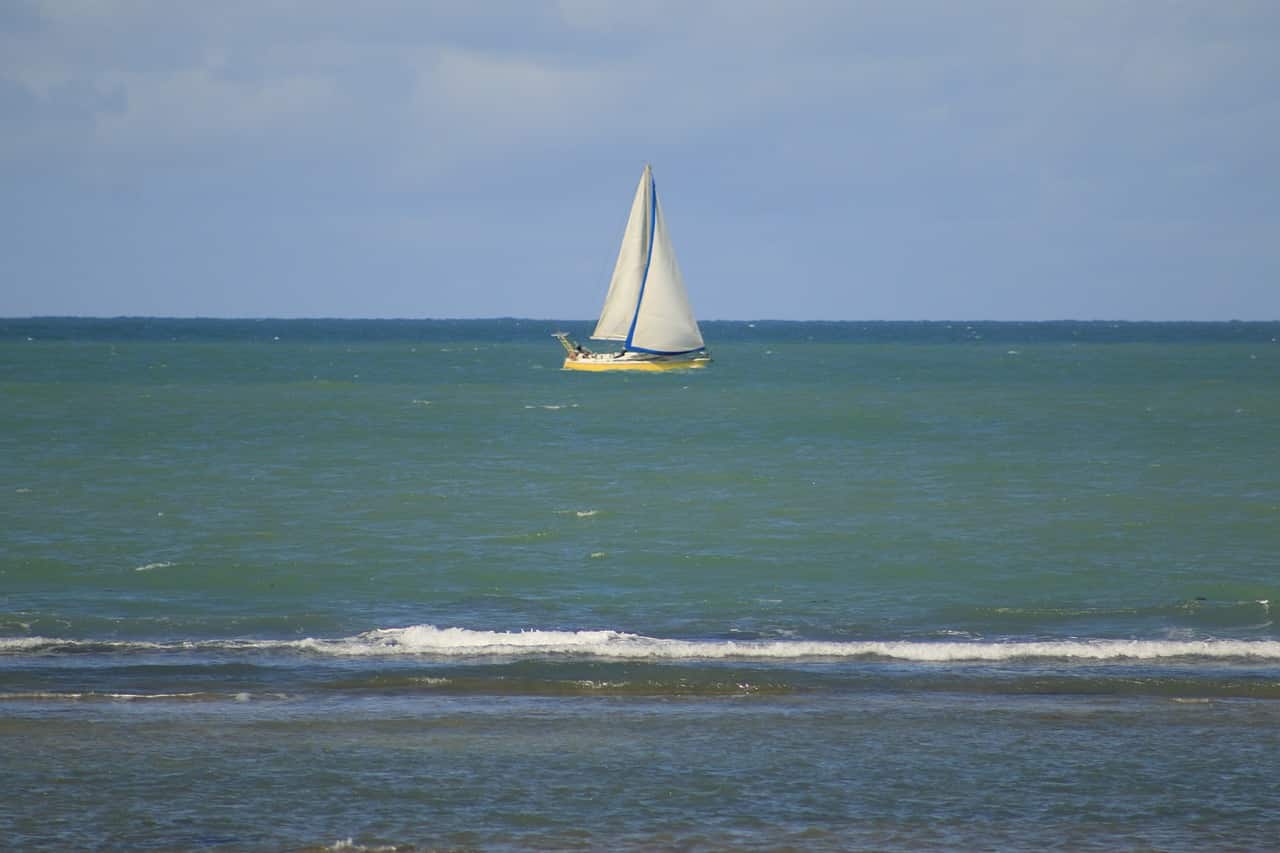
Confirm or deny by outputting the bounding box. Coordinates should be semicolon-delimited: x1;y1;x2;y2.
555;164;710;372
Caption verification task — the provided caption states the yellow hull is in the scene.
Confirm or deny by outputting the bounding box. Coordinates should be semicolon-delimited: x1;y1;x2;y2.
554;332;708;372
562;356;710;372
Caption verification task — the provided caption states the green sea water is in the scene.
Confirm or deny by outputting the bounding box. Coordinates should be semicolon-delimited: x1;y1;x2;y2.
2;319;1278;850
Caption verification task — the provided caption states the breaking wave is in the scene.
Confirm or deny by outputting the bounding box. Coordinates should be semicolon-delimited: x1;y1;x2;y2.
4;626;1280;662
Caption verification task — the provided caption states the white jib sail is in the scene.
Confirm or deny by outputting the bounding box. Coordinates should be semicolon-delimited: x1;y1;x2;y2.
590;166;704;353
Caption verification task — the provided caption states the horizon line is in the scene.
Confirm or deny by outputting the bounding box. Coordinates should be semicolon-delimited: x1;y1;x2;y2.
4;316;1278;324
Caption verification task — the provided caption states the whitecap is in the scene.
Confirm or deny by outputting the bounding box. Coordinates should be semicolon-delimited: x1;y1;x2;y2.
327;838;400;852
134;561;175;572
0;691;208;702
9;631;1280;665
294;627;1280;663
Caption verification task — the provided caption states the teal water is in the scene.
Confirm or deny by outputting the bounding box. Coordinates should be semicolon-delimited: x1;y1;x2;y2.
2;319;1278;850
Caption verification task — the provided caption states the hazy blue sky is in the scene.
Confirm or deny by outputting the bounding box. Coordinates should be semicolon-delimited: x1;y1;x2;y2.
3;1;1277;320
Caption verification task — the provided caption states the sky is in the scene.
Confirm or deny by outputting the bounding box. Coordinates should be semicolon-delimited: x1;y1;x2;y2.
2;0;1278;321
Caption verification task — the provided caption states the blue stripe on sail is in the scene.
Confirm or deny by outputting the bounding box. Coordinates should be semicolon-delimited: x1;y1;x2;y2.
626;345;705;356
623;169;658;351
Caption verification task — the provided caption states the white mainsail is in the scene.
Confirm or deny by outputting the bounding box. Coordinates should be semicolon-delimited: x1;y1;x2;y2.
590;165;704;354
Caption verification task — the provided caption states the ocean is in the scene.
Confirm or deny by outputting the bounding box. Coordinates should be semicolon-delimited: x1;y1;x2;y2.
2;318;1278;851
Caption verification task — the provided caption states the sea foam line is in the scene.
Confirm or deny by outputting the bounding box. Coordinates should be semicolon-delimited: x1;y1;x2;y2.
0;691;213;702
320;627;1280;662
4;627;1280;662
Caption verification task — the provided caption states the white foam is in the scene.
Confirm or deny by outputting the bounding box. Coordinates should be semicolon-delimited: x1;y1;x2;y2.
134;561;175;572
0;637;166;653
0;691;208;701
327;839;399;853
0;637;69;652
298;627;1280;663
5;629;1280;663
